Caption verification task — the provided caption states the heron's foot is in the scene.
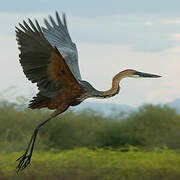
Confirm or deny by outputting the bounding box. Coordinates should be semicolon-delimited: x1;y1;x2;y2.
16;152;32;173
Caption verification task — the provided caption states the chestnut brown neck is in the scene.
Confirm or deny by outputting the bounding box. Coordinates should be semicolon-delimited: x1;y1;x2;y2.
102;69;135;97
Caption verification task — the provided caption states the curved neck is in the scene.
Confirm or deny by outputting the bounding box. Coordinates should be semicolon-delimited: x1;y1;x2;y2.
81;69;135;100
102;72;124;97
102;70;129;97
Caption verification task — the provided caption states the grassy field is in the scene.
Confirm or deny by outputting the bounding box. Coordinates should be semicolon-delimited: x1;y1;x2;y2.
1;148;180;180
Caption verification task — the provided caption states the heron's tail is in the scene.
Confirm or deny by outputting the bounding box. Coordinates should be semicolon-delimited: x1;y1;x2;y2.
29;93;49;109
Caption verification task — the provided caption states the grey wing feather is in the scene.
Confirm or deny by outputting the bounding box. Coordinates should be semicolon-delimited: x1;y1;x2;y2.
42;12;82;81
16;18;61;98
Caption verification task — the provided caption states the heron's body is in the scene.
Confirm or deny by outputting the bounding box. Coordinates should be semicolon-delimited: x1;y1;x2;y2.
15;12;161;172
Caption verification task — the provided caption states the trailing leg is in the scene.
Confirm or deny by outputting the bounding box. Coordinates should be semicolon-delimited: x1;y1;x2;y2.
16;104;69;173
16;116;53;173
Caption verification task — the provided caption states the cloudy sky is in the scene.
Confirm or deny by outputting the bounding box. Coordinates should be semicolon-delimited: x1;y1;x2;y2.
1;0;180;106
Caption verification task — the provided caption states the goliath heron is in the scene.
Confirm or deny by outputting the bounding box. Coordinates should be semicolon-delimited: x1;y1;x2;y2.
15;12;161;172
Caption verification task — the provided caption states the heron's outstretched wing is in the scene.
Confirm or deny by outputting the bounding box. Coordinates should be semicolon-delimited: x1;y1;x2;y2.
42;12;82;81
16;18;82;99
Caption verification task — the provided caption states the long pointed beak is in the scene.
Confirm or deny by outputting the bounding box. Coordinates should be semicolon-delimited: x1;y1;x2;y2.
135;71;162;78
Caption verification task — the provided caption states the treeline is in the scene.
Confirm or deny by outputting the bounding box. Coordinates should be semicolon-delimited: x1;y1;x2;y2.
0;101;180;153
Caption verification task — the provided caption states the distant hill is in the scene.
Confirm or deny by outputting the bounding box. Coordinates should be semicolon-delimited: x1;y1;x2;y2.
166;98;180;113
70;98;180;115
1;97;180;115
70;101;136;116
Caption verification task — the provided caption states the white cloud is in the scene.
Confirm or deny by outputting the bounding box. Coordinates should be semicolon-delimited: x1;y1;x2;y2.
78;43;180;106
144;21;153;26
0;12;180;107
170;34;180;40
2;12;180;52
163;19;180;24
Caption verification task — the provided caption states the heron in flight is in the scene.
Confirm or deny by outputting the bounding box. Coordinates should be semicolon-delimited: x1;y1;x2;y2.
15;12;161;172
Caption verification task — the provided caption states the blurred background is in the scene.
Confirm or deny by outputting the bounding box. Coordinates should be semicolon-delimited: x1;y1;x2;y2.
1;0;180;179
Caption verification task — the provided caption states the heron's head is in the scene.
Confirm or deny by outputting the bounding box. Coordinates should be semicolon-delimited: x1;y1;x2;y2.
120;69;161;79
103;69;161;97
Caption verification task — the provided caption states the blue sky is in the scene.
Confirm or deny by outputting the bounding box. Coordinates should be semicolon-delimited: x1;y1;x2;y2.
1;0;180;106
1;0;180;14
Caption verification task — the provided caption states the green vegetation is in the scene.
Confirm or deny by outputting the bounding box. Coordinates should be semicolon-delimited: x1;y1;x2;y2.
1;148;180;180
1;100;180;179
1;102;180;152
